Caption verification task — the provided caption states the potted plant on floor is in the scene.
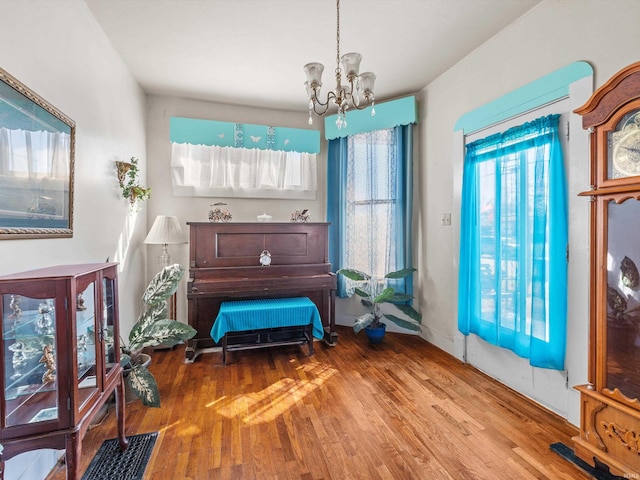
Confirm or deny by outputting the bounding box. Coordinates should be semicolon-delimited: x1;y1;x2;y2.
120;264;196;407
337;267;422;344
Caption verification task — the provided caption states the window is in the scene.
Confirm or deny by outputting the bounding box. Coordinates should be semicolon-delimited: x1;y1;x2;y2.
171;143;317;199
346;129;396;279
327;125;413;296
458;114;568;369
169;117;320;200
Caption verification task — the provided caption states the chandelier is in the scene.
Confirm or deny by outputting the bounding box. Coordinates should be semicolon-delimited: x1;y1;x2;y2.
303;0;376;129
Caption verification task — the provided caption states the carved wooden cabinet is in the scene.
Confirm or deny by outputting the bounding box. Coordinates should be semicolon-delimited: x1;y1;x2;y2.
0;263;127;480
574;62;640;475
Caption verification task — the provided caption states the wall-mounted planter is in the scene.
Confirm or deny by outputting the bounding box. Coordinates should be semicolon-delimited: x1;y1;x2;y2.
116;157;151;205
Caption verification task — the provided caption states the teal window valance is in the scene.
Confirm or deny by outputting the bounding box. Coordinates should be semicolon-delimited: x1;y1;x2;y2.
170;117;320;154
454;61;593;134
324;95;417;140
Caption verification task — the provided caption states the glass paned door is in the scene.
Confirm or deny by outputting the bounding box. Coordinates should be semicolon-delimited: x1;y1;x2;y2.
606;199;640;401
76;282;98;406
2;293;58;426
102;277;117;374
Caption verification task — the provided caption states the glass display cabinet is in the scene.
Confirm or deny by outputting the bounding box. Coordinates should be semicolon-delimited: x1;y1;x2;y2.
574;62;640;475
0;263;127;480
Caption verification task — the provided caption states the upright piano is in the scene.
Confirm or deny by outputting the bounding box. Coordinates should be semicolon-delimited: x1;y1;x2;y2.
185;222;337;361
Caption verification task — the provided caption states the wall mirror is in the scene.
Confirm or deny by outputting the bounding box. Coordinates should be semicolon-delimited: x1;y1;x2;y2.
0;67;75;239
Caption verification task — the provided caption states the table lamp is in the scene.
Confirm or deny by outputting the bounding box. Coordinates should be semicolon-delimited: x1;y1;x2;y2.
144;215;186;269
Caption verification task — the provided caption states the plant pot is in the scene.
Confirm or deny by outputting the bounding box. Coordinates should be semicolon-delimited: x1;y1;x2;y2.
123;353;151;403
115;161;132;187
365;322;386;344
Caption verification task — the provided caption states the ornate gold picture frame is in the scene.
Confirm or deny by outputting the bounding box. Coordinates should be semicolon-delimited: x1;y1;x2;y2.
0;67;75;239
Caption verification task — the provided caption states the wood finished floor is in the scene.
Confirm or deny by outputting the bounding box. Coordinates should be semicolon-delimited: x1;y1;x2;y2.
49;326;589;480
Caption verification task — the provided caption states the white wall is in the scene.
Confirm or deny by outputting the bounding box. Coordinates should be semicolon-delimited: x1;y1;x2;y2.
145;95;326;321
0;1;148;478
416;0;640;426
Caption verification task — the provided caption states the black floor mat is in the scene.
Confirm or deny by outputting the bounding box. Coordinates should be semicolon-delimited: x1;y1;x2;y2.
550;443;626;480
81;432;157;480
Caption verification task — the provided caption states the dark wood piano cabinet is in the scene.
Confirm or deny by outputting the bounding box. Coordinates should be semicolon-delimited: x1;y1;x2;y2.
186;222;337;361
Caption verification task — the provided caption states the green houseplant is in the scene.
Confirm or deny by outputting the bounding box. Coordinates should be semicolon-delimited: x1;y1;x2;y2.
337;267;422;342
120;264;196;407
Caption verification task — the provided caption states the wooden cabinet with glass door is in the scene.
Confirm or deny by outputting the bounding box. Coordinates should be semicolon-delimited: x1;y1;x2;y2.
0;263;128;480
575;62;640;476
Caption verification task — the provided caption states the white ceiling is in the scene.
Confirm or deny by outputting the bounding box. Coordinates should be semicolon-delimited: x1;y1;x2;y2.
84;0;541;113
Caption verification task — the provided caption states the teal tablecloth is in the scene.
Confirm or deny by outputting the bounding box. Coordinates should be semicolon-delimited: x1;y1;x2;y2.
210;297;324;343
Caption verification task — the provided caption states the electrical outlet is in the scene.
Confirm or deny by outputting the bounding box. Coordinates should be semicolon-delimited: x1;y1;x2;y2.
440;213;451;226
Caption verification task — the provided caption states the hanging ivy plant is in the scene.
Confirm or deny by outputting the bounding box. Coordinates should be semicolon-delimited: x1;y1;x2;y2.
116;157;151;204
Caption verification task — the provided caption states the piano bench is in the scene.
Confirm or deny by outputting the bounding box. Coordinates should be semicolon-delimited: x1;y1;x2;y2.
211;297;324;365
221;324;313;364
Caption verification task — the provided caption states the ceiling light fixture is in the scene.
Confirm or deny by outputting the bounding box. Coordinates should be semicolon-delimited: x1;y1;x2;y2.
303;0;376;130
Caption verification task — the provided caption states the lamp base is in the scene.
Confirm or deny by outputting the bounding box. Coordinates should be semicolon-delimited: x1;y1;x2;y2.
158;244;171;269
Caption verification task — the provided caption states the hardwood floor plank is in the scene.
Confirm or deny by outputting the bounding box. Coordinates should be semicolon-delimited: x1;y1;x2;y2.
47;326;591;480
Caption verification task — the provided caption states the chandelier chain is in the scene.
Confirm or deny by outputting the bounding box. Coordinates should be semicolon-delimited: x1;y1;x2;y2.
335;0;341;76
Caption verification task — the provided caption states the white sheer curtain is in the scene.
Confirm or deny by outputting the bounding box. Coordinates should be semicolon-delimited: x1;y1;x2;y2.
171;142;317;199
344;128;397;280
0;127;70;220
0;127;69;178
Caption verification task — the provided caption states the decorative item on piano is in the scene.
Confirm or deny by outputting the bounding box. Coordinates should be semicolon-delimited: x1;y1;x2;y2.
257;212;272;222
259;250;272;266
291;209;310;223
208;202;232;222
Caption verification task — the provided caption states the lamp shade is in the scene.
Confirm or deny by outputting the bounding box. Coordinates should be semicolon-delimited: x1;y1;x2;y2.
303;62;324;86
144;215;185;245
340;52;362;77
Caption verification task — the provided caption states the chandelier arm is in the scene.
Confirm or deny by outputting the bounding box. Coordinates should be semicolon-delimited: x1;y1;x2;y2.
310;91;338;116
311;101;332;117
310;88;337;109
351;92;374;110
351;98;373;111
343;75;374;111
342;75;356;102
